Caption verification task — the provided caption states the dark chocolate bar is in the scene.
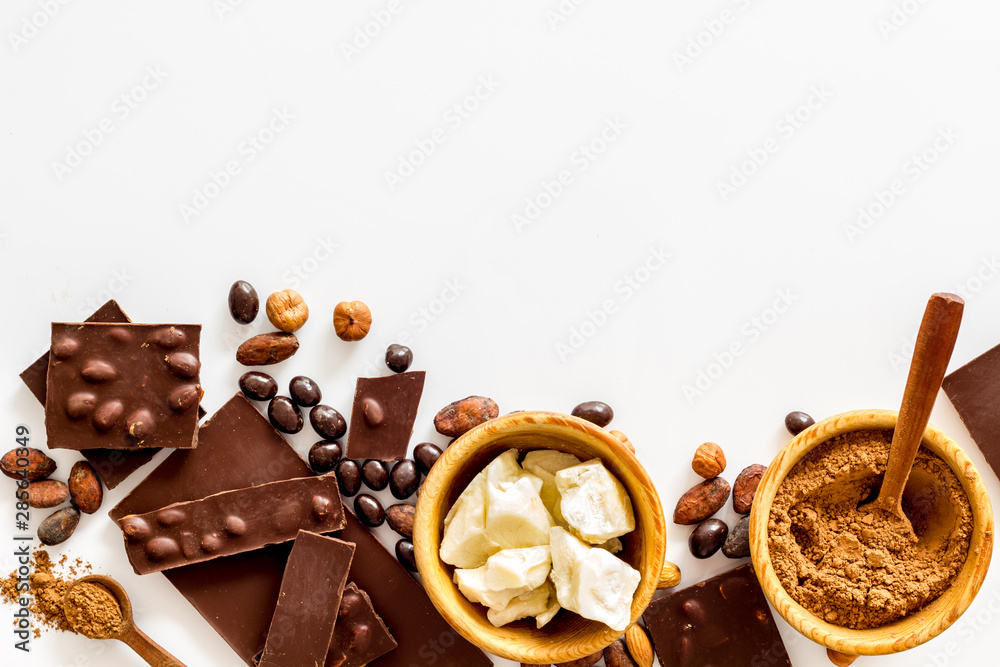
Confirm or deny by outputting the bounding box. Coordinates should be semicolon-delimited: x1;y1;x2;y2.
45;322;202;450
19;300;158;488
118;476;345;575
346;371;425;461
944;342;1000;482
329;582;396;667
111;393;490;667
643;564;792;667
259;532;355;667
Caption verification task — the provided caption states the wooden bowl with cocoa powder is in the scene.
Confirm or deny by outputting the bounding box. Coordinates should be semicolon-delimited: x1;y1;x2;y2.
749;409;994;662
413;411;677;664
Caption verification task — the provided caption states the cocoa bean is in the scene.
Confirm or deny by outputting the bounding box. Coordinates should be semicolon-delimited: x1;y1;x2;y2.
733;464;766;514
673;477;731;525
603;638;640;667
385;503;415;539
556;650;603;667
25;480;70;508
2;447;56;481
236;332;299;366
68;461;103;514
38;507;81;545
433;396;499;437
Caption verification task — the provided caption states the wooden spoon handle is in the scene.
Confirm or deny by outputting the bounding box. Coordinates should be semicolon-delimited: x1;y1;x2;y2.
118;623;188;667
877;292;964;511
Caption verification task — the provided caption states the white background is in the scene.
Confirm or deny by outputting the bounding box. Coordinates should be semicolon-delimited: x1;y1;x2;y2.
2;1;1000;665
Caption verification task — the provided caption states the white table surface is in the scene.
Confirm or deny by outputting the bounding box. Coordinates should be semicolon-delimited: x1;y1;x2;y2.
3;1;1000;665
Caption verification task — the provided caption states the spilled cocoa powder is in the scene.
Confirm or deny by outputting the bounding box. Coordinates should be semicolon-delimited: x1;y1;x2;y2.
0;549;92;636
768;429;974;629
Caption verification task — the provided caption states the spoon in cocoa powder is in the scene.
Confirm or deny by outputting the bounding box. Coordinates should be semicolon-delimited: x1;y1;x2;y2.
861;292;965;541
64;574;187;667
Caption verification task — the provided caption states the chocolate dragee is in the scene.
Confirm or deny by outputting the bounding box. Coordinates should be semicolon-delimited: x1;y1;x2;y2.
944;342;1000;482
643;564;792;667
111;392;490;667
258;532;355;667
20;300;157;487
328;582;396;667
118;476;345;575
346;370;425;461
45;322;201;450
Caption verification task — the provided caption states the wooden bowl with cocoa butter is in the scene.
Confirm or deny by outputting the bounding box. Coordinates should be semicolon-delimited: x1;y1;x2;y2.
413;410;678;664
750;410;994;663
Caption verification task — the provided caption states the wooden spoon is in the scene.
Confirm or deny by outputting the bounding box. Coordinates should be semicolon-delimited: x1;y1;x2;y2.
867;292;964;529
64;574;187;667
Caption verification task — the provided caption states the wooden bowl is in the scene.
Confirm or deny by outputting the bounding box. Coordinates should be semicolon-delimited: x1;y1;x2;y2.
413;411;673;664
750;409;994;659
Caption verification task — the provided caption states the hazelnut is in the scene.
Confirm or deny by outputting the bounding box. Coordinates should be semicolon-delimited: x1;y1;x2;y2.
265;289;309;333
333;301;372;341
692;442;726;479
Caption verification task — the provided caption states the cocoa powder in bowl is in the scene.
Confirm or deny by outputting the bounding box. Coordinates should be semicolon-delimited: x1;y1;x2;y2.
768;429;973;629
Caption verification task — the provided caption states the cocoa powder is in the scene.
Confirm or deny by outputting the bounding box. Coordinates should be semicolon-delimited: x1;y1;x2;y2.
1;550;92;636
63;582;122;639
768;429;973;629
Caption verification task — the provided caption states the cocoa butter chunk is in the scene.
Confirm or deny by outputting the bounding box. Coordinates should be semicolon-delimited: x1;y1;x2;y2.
434;395;499;437
672;477;731;525
345;371;426;461
642;564;791;667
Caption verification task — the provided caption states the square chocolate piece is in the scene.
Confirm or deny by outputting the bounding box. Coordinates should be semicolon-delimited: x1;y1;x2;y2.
643;564;792;667
346;371;425;461
944;343;1000;482
46;322;201;450
19;300;160;488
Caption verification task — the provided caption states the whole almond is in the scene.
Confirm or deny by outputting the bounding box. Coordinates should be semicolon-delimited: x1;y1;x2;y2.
236;332;300;366
385;503;415;539
556;651;602;667
434;396;499;437
658;557;682;589
691;442;726;479
609;429;636;454
68;461;103;514
603;638;639;667
673;477;731;525
733;464;766;514
25;480;70;508
38;507;81;545
625;624;654;667
2;447;57;481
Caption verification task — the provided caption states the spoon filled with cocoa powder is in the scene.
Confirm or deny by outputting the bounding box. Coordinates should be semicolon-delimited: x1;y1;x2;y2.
64;574;187;667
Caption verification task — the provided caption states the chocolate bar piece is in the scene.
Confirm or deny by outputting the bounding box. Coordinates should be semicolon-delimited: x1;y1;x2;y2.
118;476;345;575
643;564;791;667
336;509;491;667
45;322;202;450
346;371;425;461
259;532;355;667
19;301;158;488
112;393;489;667
111;393;317;664
329;582;396;667
944;343;1000;482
